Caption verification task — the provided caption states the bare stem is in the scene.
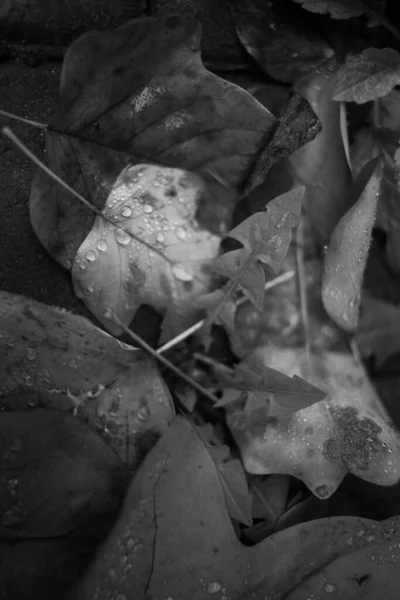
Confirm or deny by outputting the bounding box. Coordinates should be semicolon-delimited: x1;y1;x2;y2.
0;109;47;130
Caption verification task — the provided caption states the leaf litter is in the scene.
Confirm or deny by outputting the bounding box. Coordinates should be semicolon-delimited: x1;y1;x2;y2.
4;4;400;599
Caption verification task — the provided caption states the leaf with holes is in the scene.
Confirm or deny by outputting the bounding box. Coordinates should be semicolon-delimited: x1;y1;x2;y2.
30;16;277;269
322;157;382;333
332;48;400;104
72;164;221;337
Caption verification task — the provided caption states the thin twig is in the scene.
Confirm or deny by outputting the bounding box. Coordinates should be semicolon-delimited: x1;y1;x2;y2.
295;219;311;375
104;309;221;404
156;270;295;354
340;102;352;173
0;109;47;130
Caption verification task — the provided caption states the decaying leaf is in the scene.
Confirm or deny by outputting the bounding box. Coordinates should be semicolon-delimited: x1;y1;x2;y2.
288;66;352;244
30;16;277;268
229;0;334;83
226;344;400;500
332;48;400;104
356;297;400;366
0;409;128;539
74;416;400;600
72;164;221;337
322;157;382;332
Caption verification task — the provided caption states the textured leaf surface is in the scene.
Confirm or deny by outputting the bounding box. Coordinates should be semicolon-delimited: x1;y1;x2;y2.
322;158;382;333
332;48;400;103
227;345;400;500
30;16;276;268
293;0;367;19
75;416;400;600
72;164;220;337
0;410;127;539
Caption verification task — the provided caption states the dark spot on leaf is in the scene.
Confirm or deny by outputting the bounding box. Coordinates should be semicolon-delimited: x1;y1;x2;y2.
165;186;177;198
352;573;372;586
304;425;314;435
323;436;340;460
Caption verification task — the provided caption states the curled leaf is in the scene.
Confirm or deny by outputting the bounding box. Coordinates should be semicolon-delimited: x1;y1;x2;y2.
322;157;382;333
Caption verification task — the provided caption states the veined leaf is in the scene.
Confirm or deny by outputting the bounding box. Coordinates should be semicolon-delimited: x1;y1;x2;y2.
332;48;400;104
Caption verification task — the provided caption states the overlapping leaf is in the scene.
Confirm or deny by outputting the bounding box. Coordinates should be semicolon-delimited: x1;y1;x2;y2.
74;416;400;600
227;344;400;500
332;48;400;104
30;16;277;268
293;0;367;19
72;164;221;337
322;157;382;332
209;188;304;322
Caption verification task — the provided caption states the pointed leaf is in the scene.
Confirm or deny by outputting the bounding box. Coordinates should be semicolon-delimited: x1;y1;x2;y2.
322;157;382;333
332;48;400;104
30;16;276;268
72;164;220;337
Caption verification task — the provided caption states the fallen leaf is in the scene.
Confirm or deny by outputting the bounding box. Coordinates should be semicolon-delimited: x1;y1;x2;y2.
332;48;400;104
322;157;382;332
72;164;221;337
356;297;400;366
288;66;352;244
73;415;400;600
226;345;400;499
0;409;128;539
293;0;367;19
229;0;334;83
30;16;276;268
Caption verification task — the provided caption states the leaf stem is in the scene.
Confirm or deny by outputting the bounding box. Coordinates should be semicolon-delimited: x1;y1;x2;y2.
105;309;221;404
365;5;400;45
295;218;311;375
156;270;295;354
0;108;47;130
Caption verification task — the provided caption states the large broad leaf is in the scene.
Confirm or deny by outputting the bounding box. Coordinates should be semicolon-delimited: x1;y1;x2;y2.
227;344;400;500
74;416;400;600
294;0;368;19
229;0;334;83
0;409;128;539
0;291;175;468
72;164;221;337
322;157;381;333
288;66;352;244
332;48;400;104
30;16;277;268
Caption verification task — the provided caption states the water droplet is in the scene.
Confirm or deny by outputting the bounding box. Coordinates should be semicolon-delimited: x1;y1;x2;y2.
156;233;164;243
96;239;108;252
367;535;376;542
85;250;96;262
172;264;193;282
143;204;153;213
324;583;338;593
26;348;36;361
175;227;187;240
87;285;94;294
121;206;132;218
68;358;78;369
152;180;160;187
115;228;131;245
207;582;222;594
137;407;149;421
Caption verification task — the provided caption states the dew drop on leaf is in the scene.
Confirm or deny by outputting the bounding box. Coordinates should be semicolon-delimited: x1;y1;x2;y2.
114;228;131;245
143;204;153;213
96;239;108;252
85;250;97;262
175;226;187;240
137;407;149;421
207;581;222;594
172;264;193;282
324;583;338;593
121;206;133;218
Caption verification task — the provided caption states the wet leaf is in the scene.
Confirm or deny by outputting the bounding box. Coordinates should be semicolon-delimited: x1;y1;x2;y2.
74;415;400;600
229;0;334;83
322;157;382;333
332;48;400;103
0;409;128;539
293;0;367;19
210;187;304;316
288;66;352;244
356;297;400;366
227;345;400;500
72;164;220;338
30;16;276;268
